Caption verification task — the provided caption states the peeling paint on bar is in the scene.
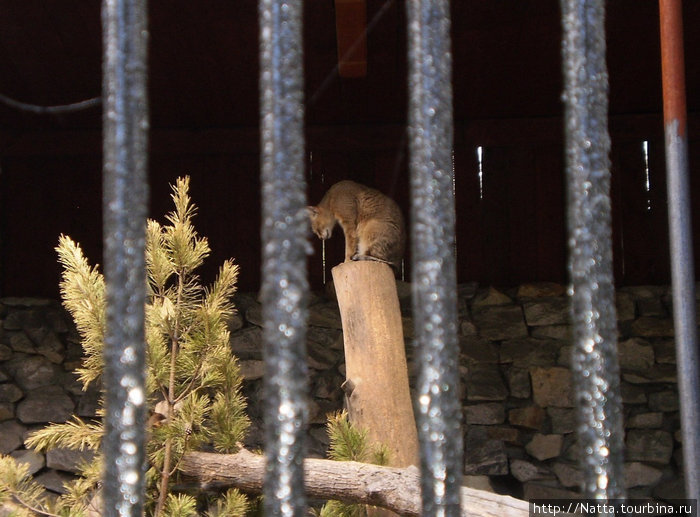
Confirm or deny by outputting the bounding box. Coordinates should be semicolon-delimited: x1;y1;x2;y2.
258;1;310;516
560;0;626;500
406;1;463;515
101;0;149;516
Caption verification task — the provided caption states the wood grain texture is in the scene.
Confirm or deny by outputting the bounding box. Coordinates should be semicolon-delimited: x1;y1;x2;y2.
179;449;530;517
332;260;418;468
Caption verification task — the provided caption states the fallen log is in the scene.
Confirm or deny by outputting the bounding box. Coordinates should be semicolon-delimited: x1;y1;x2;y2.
179;449;529;517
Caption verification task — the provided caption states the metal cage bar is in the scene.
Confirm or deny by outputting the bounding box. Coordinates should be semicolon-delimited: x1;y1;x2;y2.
659;0;700;500
406;1;463;515
258;1;310;515
560;0;626;500
93;0;697;513
101;0;150;515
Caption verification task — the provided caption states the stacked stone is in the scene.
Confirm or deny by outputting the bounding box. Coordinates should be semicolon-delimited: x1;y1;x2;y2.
0;282;686;502
0;298;98;495
458;283;682;501
228;291;347;458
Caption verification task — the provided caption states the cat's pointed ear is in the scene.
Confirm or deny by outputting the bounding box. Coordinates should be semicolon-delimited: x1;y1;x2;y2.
306;206;318;218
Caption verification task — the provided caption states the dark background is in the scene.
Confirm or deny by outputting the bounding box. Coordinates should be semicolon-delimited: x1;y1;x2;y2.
1;1;698;297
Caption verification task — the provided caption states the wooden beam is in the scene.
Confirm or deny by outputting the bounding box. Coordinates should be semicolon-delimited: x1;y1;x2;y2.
334;0;367;78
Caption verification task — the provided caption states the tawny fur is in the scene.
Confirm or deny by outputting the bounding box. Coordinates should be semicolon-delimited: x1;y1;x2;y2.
307;180;406;270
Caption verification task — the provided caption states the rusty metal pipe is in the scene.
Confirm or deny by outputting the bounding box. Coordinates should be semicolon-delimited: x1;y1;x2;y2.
659;0;700;500
660;0;687;137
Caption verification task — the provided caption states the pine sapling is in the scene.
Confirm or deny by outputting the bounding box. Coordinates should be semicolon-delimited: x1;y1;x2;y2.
8;176;251;517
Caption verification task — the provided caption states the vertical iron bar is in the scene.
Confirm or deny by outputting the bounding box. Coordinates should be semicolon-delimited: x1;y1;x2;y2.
659;0;700;500
259;1;309;515
101;1;149;516
406;1;462;515
560;0;626;500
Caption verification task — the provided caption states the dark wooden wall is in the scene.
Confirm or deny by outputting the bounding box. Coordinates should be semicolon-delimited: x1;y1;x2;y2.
2;114;698;299
2;2;699;298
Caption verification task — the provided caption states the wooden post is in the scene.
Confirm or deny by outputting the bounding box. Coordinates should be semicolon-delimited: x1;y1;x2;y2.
332;261;419;467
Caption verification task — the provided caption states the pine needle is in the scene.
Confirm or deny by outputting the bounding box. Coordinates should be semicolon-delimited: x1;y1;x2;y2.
326;411;370;463
25;417;103;453
320;412;390;516
0;455;54;516
163;493;198;517
56;235;106;389
205;489;249;517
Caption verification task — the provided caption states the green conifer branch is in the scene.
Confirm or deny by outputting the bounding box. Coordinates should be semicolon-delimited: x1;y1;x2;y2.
326;411;370;463
319;412;390;516
204;489;249;517
55;235;106;389
57;459;102;511
24;417;103;453
0;456;64;517
12;176;252;517
163;493;197;517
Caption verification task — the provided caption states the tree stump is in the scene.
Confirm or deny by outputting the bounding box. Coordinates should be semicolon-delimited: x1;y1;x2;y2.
332;261;418;467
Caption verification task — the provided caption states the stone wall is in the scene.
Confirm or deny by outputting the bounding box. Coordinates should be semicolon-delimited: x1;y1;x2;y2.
455;283;682;500
0;283;685;502
0;298;97;494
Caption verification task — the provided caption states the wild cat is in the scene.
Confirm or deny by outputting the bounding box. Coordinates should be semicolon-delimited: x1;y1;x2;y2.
307;180;406;270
